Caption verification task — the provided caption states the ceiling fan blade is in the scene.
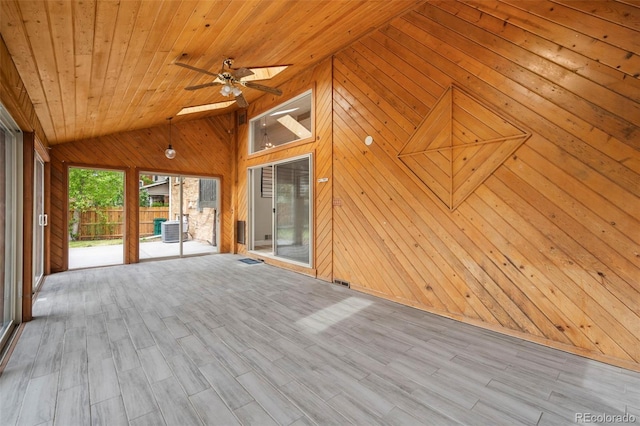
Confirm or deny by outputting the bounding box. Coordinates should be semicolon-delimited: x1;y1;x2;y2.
184;82;221;91
232;67;254;79
242;81;283;96
235;93;249;108
175;62;219;77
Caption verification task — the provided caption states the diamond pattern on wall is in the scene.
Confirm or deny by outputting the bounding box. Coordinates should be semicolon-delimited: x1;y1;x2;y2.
398;85;530;210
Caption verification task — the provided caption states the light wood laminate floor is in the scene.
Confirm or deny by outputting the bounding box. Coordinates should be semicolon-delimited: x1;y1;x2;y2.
1;254;638;425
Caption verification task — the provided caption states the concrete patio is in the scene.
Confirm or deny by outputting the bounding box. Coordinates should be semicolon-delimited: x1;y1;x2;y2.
69;239;218;269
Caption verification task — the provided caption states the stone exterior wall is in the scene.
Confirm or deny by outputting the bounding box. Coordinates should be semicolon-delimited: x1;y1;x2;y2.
170;177;217;245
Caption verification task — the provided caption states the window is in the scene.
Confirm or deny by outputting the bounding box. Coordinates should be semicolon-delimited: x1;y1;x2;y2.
249;90;313;154
261;166;273;198
198;178;217;210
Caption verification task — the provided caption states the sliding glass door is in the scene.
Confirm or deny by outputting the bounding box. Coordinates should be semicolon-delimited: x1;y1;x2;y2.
33;153;45;291
68;167;125;269
1;103;22;351
249;156;312;266
274;159;311;263
139;173;219;260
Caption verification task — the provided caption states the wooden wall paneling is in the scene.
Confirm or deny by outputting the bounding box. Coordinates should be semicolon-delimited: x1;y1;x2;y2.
334;52;421;139
470;0;640;78
504;145;637;273
73;0;96;140
442;1;640;103
333;84;525;328
332;1;639;369
512;1;640;53
47;0;76;141
107;1;160;126
126;168;137;264
460;189;632;360
445;194;572;343
0;35;48;146
230;114;239;252
434;0;640;124
49;159;65;272
93;0;143;127
83;0;119;140
311;60;334;281
412;3;639;146
0;35;50;315
523;139;639;247
44;159;51;276
125;0;219;124
559;1;640;30
3;0;425;144
390;13;638;205
333;88;460;309
115;1;176;132
469;186;638;360
333;116;464;315
381;9;639;205
333;183;422;305
49;115;235;270
13;1;64;142
485;172;640;330
234;59;333;279
351;38;440;111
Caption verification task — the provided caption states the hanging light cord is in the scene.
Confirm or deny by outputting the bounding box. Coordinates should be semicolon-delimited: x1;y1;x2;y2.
165;117;176;159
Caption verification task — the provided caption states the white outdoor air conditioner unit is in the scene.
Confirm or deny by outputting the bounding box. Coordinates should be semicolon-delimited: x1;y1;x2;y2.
161;221;180;243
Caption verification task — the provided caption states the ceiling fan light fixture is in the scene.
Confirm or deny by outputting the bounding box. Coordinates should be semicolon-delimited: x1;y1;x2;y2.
177;58;283;107
220;84;232;96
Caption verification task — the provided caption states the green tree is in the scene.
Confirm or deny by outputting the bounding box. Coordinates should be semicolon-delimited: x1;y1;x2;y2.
68;168;124;211
68;168;124;240
139;188;150;207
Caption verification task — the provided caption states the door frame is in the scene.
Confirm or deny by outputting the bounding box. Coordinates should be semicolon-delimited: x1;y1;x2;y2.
66;165;126;269
33;151;45;291
138;172;220;261
247;153;313;268
0;103;23;352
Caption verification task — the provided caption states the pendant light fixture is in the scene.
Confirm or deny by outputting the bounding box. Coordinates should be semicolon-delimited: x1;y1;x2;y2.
261;116;273;149
165;117;176;159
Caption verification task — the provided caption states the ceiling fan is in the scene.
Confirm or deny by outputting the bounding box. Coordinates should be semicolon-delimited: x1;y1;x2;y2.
175;58;284;108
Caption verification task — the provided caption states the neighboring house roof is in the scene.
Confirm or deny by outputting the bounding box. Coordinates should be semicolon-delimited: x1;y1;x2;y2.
141;180;169;196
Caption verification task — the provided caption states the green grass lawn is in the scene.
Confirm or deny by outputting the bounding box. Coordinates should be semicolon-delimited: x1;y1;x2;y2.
69;239;123;248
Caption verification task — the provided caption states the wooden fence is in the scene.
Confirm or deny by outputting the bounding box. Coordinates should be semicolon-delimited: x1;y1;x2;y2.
72;207;169;240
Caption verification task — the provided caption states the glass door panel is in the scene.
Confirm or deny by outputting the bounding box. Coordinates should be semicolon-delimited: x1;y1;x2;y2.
182;177;218;256
139;174;179;259
248;156;311;265
250;166;274;255
68;167;125;269
0;104;21;351
1;126;9;342
33;153;45;291
139;173;218;260
274;158;310;264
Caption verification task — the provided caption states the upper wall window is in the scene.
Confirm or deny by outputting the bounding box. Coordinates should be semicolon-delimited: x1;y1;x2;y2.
249;90;313;154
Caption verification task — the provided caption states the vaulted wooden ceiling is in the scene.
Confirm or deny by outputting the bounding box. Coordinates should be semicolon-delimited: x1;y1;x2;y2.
0;0;421;145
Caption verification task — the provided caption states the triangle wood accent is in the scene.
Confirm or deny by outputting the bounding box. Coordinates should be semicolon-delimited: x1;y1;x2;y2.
398;85;530;210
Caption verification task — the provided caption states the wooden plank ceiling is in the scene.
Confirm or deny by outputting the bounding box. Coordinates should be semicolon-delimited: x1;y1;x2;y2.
0;0;420;145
